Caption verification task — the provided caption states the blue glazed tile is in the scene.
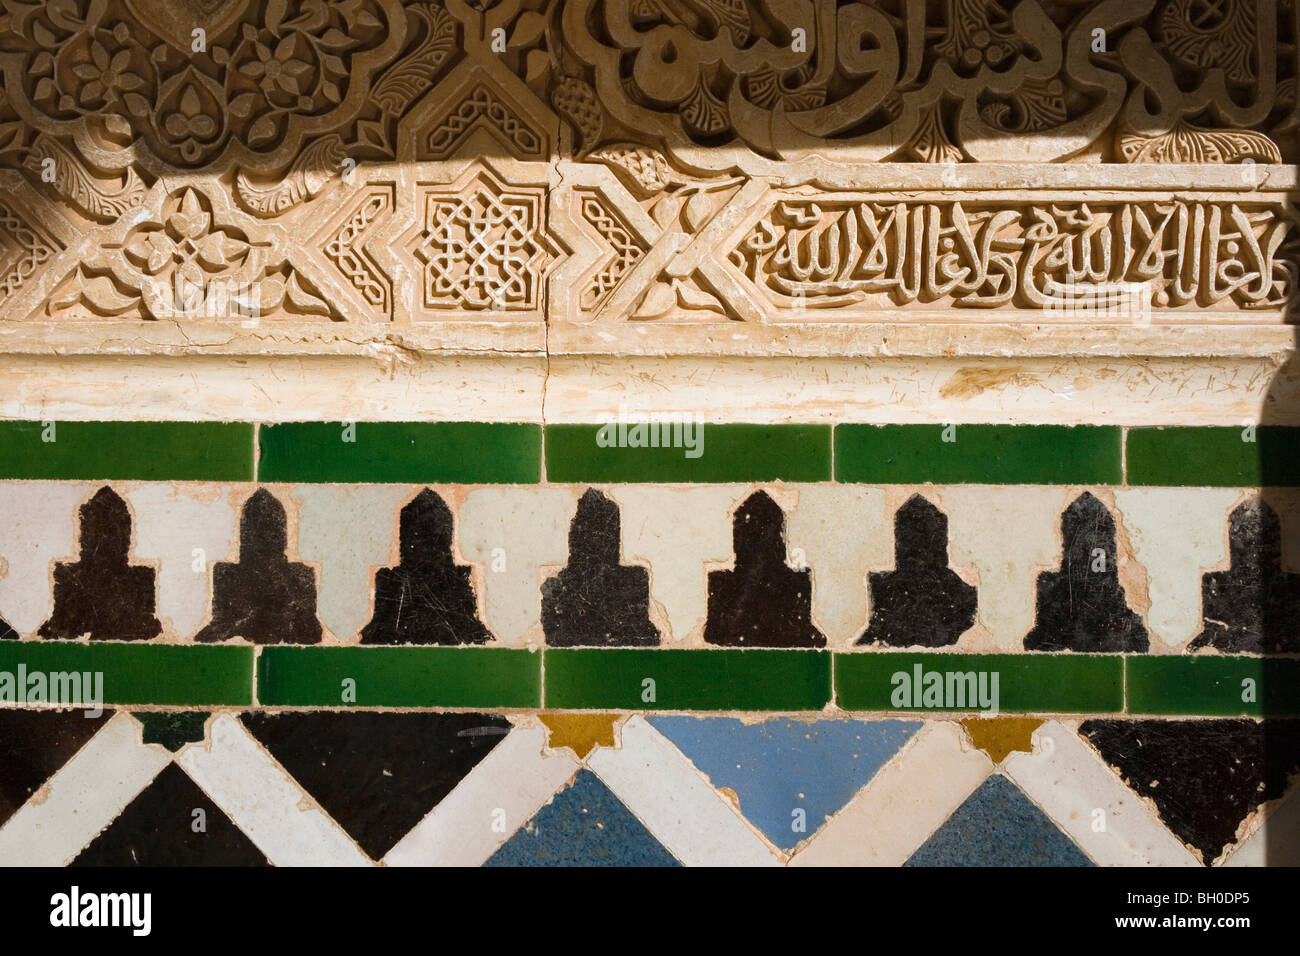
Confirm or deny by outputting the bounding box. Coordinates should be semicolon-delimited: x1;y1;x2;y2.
905;774;1092;867
485;770;679;867
649;716;921;850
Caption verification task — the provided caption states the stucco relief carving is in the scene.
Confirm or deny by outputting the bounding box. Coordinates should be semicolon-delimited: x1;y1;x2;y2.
0;0;1294;330
728;196;1300;314
555;0;1299;169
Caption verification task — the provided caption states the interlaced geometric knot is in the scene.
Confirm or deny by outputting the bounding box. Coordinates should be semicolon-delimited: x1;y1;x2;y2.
580;194;643;311
325;191;390;311
417;182;546;310
426;85;542;157
0;200;56;303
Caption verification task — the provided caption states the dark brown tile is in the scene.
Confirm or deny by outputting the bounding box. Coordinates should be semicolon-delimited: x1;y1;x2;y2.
543;489;659;647
1024;493;1147;652
361;489;492;645
196;489;321;645
705;491;825;648
858;495;977;648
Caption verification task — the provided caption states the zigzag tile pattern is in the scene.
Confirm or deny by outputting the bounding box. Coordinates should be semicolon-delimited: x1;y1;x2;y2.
0;711;1296;867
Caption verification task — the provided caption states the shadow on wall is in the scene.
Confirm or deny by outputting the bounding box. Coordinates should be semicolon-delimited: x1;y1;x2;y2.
1262;328;1300;866
4;4;1300;192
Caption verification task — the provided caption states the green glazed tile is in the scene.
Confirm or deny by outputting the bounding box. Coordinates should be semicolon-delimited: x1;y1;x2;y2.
256;647;540;707
834;425;1121;484
258;422;541;483
544;424;831;483
1126;427;1300;486
0;641;252;706
544;648;830;710
1126;656;1300;716
0;421;253;481
834;652;1123;714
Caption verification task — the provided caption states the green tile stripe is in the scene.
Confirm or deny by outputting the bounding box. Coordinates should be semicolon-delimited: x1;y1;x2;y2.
544;648;831;710
0;640;1295;714
0;421;254;480
1126;656;1300;716
256;647;541;707
1126;427;1300;486
258;422;541;483
0;641;252;706
835;425;1121;484
545;424;831;482
835;652;1124;713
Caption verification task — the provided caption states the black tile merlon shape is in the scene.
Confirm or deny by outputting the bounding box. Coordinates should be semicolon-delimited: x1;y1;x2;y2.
361;489;492;646
240;712;511;860
71;764;269;866
857;495;977;648
0;709;112;828
542;488;660;647
705;491;826;649
1080;719;1300;865
195;488;321;645
1023;492;1148;653
39;487;161;642
1191;501;1300;654
0;616;14;640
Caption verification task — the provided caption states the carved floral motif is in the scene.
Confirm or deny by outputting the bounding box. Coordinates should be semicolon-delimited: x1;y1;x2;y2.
45;187;335;320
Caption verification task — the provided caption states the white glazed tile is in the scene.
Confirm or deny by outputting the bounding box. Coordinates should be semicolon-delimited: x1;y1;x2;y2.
458;487;575;645
0;712;170;865
1112;489;1240;650
125;484;237;640
384;725;580;866
1002;721;1201;866
943;487;1067;649
587;716;781;866
787;486;890;649
609;486;738;644
177;713;372;866
293;484;413;643
789;721;993;866
0;483;94;636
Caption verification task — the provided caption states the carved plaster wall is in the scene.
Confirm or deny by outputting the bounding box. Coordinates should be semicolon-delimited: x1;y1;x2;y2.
0;0;1295;422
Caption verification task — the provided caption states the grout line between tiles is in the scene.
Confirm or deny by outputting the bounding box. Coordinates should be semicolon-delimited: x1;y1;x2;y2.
252;422;261;483
1120;424;1127;486
829;423;836;483
829;648;836;710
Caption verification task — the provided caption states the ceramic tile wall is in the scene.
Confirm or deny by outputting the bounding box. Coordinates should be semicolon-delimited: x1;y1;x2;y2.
0;420;1298;867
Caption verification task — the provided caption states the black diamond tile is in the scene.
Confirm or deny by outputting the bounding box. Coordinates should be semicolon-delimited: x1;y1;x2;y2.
0;709;113;827
240;711;510;859
72;764;268;866
1080;718;1300;865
